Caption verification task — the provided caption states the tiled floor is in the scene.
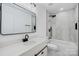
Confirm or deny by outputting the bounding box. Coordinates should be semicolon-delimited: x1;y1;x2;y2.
47;39;78;56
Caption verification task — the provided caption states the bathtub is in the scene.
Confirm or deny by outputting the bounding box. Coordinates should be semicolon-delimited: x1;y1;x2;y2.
47;39;78;56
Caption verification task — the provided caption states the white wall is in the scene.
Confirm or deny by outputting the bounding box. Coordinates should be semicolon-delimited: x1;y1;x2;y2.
46;11;49;37
51;7;78;44
74;5;78;44
0;3;46;48
36;5;46;38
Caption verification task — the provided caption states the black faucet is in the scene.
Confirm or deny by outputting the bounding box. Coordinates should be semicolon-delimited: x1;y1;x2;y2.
22;34;29;42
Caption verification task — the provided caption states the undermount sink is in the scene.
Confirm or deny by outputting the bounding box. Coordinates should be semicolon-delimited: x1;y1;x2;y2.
23;41;36;46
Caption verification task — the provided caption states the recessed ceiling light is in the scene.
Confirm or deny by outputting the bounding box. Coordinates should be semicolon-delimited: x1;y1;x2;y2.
60;8;64;11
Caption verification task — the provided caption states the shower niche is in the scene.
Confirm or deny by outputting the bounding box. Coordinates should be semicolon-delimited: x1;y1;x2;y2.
0;3;36;35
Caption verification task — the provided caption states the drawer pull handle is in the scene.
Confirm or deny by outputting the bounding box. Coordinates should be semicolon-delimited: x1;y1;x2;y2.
34;45;47;56
41;52;44;54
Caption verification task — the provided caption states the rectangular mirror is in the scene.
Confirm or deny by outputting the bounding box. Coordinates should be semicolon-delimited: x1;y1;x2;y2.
0;3;36;35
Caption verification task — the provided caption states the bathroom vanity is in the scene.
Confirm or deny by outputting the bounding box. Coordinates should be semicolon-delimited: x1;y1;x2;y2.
0;3;47;56
0;38;47;56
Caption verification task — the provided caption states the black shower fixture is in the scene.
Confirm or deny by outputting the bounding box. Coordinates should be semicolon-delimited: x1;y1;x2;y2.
49;15;56;18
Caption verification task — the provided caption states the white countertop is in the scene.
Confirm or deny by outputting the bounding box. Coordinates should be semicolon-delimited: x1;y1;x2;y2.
0;38;47;56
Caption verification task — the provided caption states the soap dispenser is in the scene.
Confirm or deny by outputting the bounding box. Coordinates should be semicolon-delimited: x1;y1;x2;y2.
22;34;29;42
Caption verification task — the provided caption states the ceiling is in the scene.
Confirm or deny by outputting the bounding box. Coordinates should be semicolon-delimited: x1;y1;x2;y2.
37;3;77;14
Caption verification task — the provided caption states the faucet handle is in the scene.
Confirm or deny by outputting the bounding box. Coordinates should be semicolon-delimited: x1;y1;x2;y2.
22;34;29;42
25;34;29;39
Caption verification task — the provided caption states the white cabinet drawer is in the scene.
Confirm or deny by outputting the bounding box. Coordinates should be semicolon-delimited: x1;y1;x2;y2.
20;41;47;56
34;46;47;56
37;47;47;56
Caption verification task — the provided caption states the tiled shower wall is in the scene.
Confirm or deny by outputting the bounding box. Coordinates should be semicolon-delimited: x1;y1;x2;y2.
47;5;78;44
